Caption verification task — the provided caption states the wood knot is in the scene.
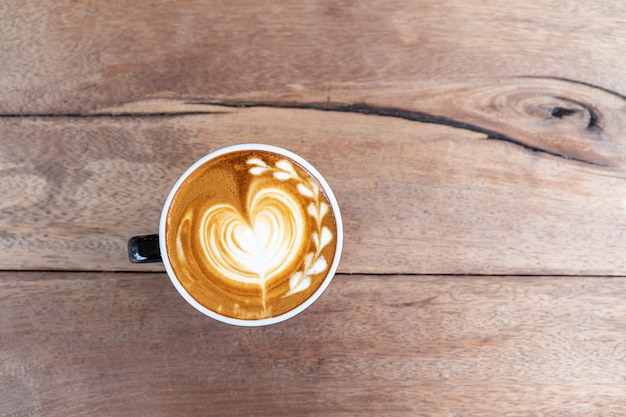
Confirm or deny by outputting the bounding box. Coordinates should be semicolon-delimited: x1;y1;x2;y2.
550;107;579;119
519;96;597;130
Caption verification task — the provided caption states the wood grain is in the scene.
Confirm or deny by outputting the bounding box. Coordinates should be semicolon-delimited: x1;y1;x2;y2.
3;2;626;417
3;1;626;274
1;272;625;416
2;1;626;114
2;82;626;274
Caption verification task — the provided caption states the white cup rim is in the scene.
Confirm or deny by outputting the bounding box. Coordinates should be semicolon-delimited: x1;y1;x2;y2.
159;143;343;326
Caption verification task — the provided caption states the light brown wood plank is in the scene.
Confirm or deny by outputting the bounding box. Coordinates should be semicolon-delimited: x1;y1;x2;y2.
2;1;626;113
1;272;625;416
2;87;626;274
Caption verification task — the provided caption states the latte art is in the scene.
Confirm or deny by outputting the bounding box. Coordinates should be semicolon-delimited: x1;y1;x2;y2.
199;187;305;286
165;149;338;320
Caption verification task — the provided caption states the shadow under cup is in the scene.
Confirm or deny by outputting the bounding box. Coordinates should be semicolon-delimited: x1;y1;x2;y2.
129;144;343;326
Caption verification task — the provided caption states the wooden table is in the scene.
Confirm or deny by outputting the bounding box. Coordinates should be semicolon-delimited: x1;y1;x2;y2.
2;2;626;415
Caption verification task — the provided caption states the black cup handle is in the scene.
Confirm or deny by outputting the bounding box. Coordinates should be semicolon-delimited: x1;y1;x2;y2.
128;234;162;263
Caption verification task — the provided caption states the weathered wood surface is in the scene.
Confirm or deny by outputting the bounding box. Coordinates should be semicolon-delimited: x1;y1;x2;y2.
2;1;626;274
3;1;626;416
2;272;625;417
2;1;626;114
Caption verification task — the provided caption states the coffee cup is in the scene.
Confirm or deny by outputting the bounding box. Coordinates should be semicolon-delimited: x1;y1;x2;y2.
128;144;343;326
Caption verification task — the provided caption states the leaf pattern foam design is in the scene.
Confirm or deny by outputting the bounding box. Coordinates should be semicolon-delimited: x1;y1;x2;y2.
247;157;334;298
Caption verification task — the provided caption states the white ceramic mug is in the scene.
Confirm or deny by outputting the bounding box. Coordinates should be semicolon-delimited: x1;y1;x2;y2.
129;144;343;326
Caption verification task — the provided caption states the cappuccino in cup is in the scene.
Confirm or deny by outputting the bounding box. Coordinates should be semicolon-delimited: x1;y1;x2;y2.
130;144;342;326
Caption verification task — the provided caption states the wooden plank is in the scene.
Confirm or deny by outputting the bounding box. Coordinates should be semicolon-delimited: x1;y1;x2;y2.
1;272;625;416
2;1;626;113
2;86;626;273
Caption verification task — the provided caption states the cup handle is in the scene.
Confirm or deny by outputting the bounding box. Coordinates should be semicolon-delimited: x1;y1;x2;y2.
128;234;162;263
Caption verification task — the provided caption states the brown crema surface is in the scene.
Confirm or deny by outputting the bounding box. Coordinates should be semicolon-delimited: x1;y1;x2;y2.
165;150;338;320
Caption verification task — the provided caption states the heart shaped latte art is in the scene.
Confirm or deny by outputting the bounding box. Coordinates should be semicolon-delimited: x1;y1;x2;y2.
198;186;306;286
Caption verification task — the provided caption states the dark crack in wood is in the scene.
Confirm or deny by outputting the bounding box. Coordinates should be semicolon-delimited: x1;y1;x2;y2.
186;100;608;167
0;111;227;118
553;96;600;130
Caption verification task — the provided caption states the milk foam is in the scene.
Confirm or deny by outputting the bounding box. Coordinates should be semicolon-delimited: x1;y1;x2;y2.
166;151;338;320
199;185;306;286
